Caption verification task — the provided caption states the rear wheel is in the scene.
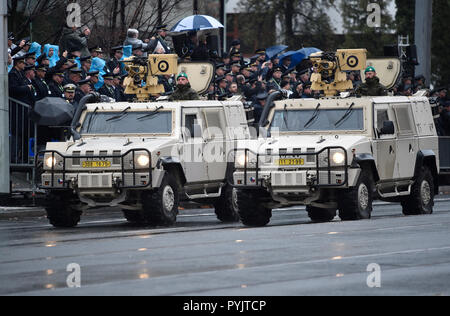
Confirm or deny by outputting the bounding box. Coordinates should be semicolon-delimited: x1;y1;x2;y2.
401;166;434;215
338;169;374;221
236;190;272;227
307;206;337;223
141;174;179;226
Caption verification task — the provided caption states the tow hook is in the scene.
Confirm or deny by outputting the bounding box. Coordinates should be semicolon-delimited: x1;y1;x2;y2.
113;177;122;194
307;173;317;186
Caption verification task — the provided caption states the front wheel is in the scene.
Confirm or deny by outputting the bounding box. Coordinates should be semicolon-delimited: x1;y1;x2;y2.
141;174;179;226
45;192;82;228
236;190;272;227
338;169;374;221
401;166;435;215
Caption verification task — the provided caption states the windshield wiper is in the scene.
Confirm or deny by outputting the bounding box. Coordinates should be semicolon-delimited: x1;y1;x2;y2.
137;106;164;120
304;103;321;129
334;102;355;127
85;107;99;133
106;106;131;122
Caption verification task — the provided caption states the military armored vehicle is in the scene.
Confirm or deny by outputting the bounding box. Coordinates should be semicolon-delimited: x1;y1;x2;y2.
38;54;251;227
232;49;440;226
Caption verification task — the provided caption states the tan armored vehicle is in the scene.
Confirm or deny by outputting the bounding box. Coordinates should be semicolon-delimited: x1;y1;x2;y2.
232;49;439;226
38;54;250;227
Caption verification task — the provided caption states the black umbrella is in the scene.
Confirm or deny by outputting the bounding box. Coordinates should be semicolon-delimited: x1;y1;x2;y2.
31;97;75;126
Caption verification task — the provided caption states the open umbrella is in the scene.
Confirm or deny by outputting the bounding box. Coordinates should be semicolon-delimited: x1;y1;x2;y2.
265;45;288;60
170;15;224;33
279;47;322;70
31;97;75;126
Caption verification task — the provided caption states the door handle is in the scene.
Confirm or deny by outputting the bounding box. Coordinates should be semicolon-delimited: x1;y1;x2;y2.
389;146;394;154
409;144;413;153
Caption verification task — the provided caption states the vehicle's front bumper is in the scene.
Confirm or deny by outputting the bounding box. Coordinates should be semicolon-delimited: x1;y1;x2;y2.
37;149;154;191
232;147;351;192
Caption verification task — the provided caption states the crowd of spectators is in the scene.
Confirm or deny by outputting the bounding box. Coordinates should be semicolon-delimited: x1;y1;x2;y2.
6;22;450;131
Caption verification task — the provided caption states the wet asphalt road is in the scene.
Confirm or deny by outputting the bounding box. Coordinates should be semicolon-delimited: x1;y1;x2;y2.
1;197;450;296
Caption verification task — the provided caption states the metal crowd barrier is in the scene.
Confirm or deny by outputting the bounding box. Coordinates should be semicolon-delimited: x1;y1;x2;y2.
9;97;38;195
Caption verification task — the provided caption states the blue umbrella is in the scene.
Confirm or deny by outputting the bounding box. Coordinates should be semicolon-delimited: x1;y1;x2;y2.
265;45;288;60
279;47;321;70
171;15;224;33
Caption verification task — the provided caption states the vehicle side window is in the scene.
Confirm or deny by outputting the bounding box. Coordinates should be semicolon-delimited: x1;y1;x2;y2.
393;104;415;135
377;109;389;131
184;114;201;139
203;109;227;139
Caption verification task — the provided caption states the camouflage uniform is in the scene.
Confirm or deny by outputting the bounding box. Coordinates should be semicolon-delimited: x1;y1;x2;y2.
169;83;199;101
355;76;388;97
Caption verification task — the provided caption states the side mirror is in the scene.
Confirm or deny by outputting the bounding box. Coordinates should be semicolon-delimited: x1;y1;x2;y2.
380;121;395;135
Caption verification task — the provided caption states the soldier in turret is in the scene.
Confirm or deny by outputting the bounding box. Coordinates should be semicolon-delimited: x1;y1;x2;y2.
355;66;388;97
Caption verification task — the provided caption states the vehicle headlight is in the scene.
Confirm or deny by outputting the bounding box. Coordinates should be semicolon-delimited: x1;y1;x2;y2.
136;154;150;167
236;153;248;168
45;156;57;169
332;152;346;165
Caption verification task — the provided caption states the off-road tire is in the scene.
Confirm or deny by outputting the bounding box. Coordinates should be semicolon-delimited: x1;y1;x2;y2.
141;174;179;226
401;166;434;215
307;206;337;223
45;192;82;228
214;184;240;223
236;189;272;227
338;169;374;221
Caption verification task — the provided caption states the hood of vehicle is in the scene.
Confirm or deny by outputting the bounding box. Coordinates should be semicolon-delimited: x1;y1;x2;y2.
46;137;176;156
258;134;369;154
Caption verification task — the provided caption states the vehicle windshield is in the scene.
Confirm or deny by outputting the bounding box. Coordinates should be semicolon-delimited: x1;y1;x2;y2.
80;110;173;135
270;108;364;132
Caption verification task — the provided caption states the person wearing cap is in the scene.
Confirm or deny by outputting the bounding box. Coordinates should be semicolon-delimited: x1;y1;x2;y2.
112;74;126;102
23;52;36;66
266;66;283;93
231;62;241;76
229;39;241;55
66;68;83;85
298;68;310;85
355;66;387;97
33;65;50;100
106;46;126;76
74;79;92;104
169;72;199;101
98;73;117;100
87;70;100;91
47;70;66;98
216;76;229;98
63;84;77;105
154;24;171;54
252;91;268;123
12;39;31;58
8;33;16;55
9;55;35;104
80;56;92;79
132;43;145;57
